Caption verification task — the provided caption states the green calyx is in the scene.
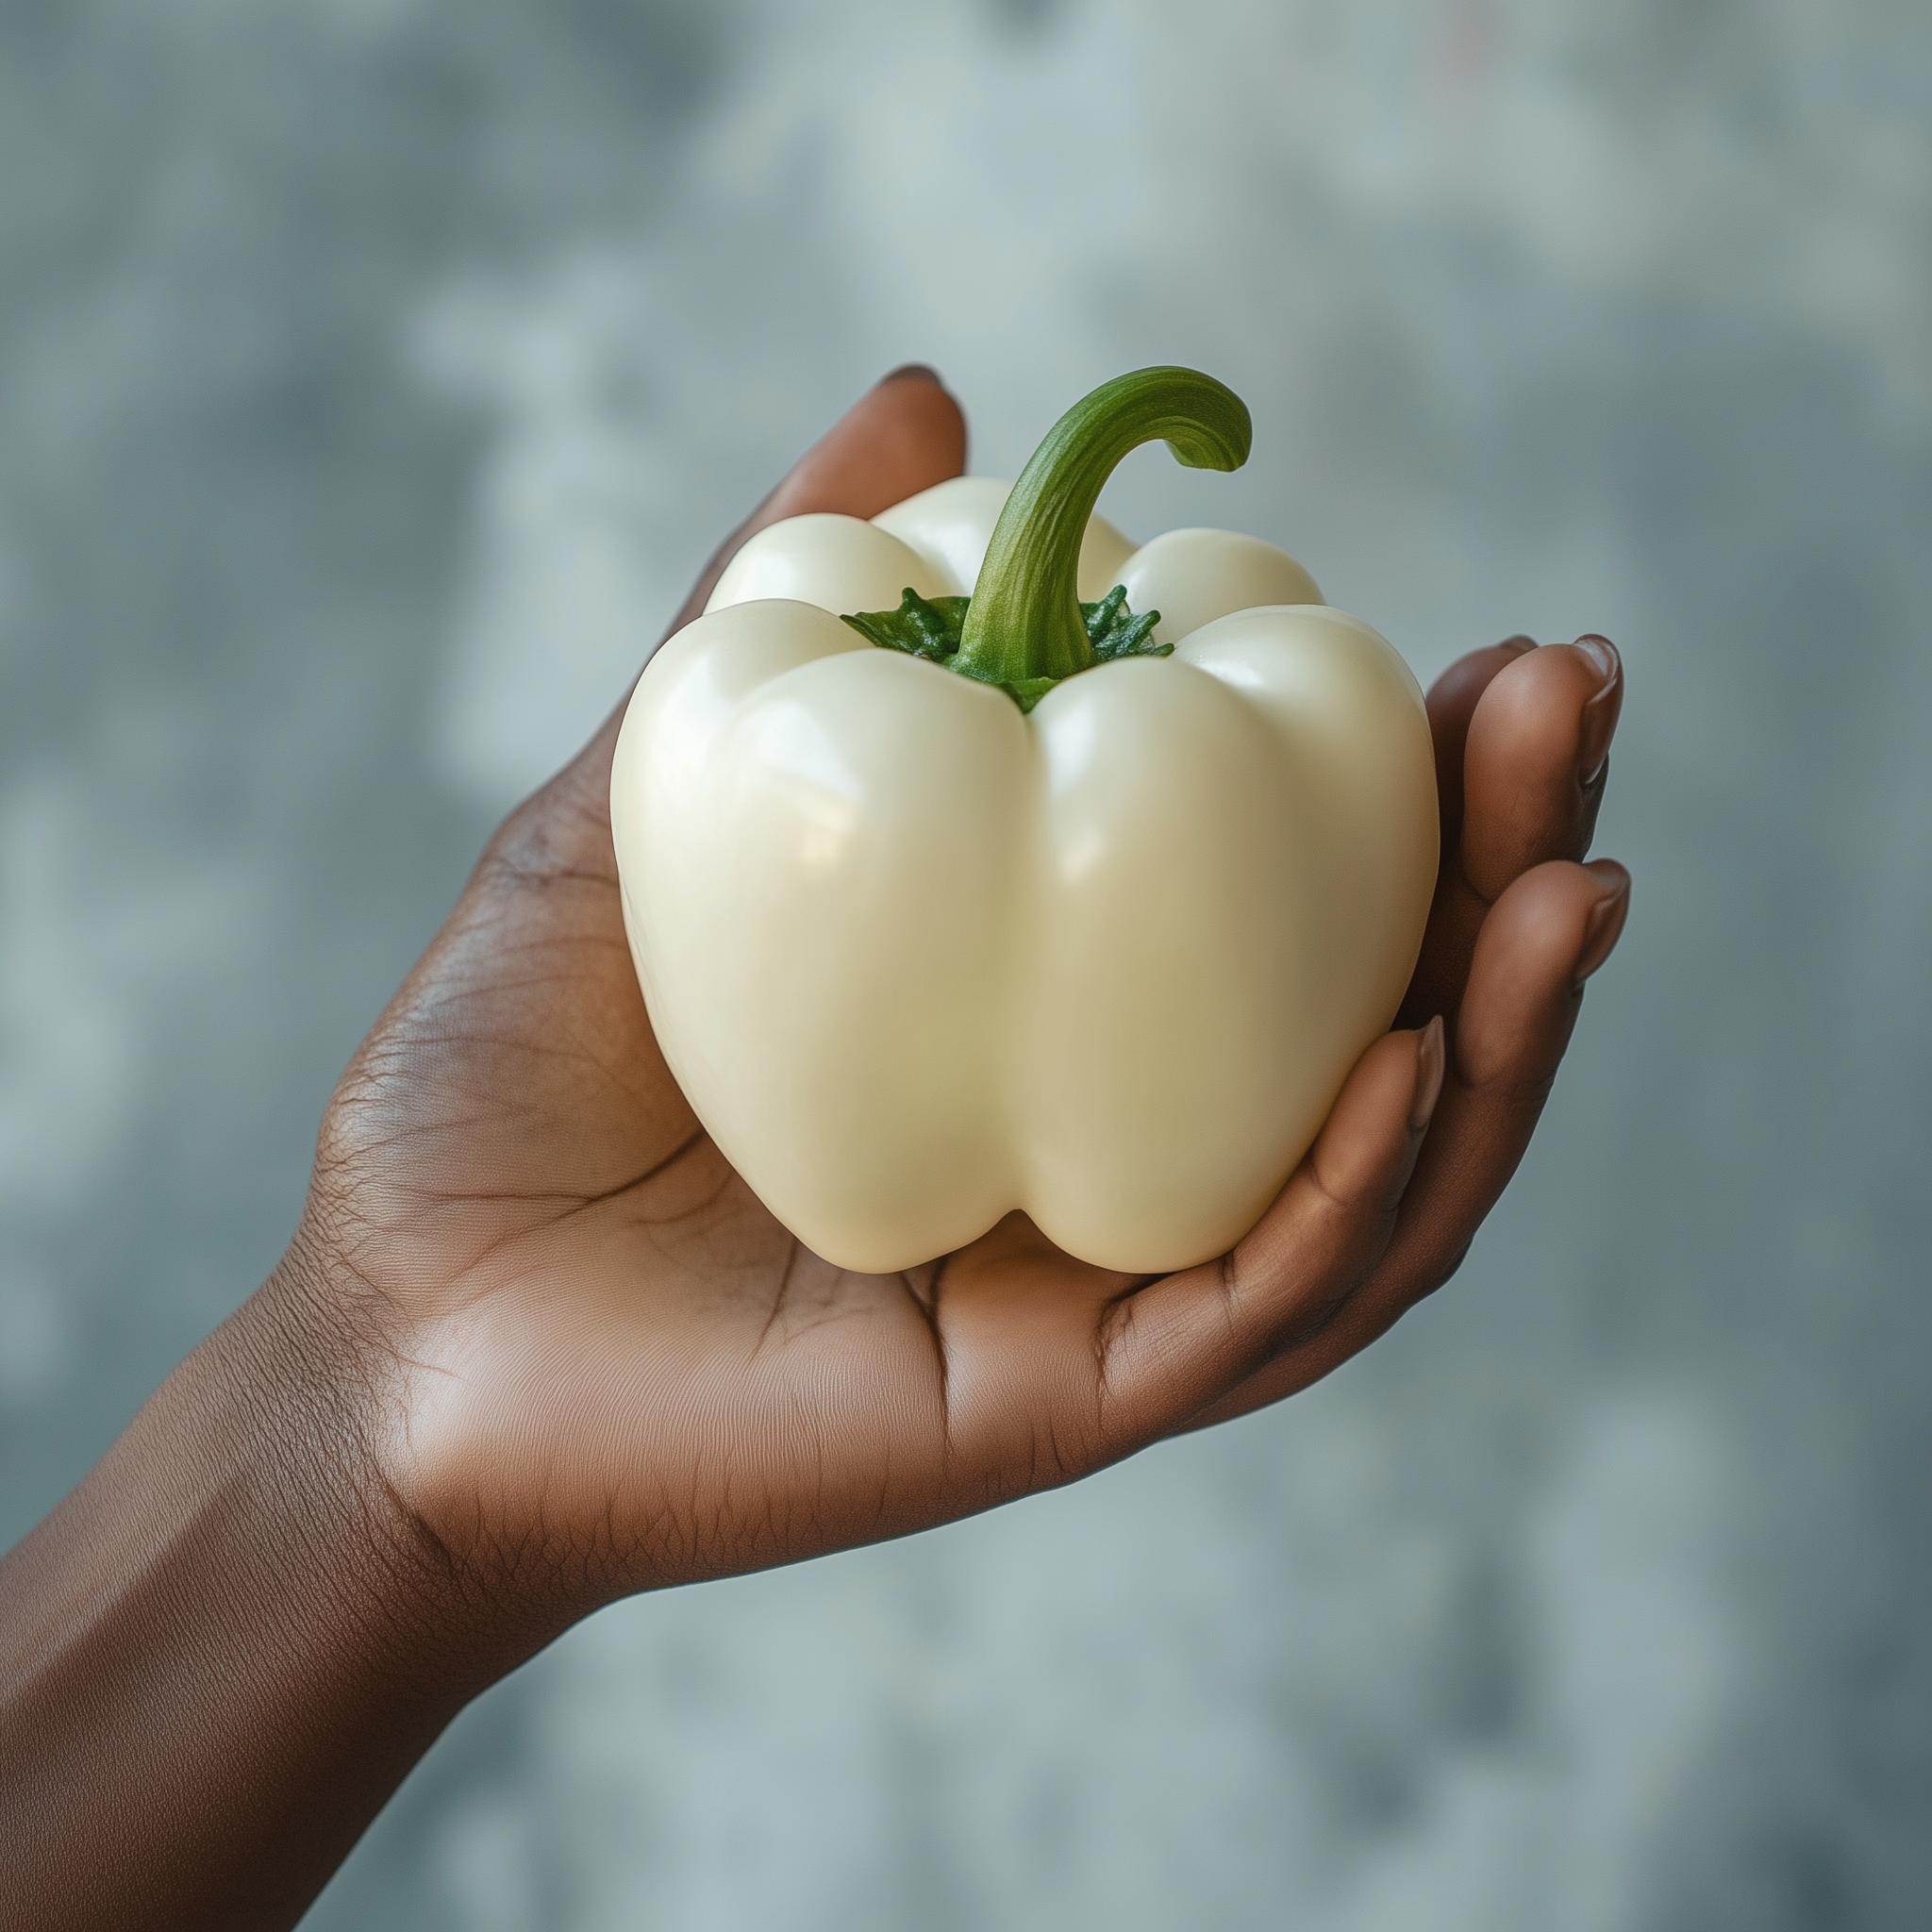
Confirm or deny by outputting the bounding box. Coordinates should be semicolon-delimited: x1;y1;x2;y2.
840;583;1168;713
841;366;1252;712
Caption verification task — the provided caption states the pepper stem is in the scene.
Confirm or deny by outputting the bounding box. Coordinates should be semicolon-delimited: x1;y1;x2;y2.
951;368;1252;693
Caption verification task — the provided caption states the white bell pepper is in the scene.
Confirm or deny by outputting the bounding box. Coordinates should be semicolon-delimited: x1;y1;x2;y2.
610;369;1438;1274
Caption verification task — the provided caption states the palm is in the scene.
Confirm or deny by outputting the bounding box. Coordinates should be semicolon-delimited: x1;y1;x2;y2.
302;370;1626;1613
312;736;1146;1585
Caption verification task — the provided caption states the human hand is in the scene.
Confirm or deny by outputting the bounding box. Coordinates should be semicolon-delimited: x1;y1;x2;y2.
301;366;1629;1636
0;366;1627;1931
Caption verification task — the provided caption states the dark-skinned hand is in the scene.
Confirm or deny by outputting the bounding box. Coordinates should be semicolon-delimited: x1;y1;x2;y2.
0;366;1627;1932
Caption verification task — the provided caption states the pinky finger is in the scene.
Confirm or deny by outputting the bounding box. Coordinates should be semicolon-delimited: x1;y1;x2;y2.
1182;856;1630;1430
1091;1020;1444;1450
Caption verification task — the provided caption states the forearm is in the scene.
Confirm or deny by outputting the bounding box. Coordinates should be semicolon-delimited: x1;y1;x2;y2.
0;1257;518;1932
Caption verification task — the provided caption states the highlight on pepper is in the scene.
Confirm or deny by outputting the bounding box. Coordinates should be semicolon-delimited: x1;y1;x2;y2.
609;367;1441;1276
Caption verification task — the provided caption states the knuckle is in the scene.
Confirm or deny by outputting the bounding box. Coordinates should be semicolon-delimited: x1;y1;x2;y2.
1420;1238;1474;1299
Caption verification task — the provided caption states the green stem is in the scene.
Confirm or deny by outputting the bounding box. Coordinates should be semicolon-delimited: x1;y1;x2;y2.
951;367;1252;691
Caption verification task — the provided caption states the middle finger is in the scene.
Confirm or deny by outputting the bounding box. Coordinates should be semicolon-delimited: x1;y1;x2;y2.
1399;636;1622;1031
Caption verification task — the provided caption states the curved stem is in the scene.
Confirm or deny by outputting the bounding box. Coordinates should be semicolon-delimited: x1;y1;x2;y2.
951;367;1251;691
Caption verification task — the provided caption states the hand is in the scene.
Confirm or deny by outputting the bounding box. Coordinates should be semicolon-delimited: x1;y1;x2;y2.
0;365;1628;1931
302;366;1630;1624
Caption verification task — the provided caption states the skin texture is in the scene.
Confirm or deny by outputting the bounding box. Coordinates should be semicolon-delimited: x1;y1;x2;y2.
0;367;1629;1932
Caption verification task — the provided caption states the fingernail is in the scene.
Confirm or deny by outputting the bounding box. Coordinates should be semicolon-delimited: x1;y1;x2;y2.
1575;635;1622;785
1574;871;1631;986
1408;1015;1447;1133
880;363;942;387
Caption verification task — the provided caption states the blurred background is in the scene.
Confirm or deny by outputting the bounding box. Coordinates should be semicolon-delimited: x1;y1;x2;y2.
2;0;1929;1924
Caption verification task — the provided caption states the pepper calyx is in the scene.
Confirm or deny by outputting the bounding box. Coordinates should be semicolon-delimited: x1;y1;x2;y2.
841;585;1172;712
839;591;969;661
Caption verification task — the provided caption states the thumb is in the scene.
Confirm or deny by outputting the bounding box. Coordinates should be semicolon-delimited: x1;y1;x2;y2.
542;365;967;823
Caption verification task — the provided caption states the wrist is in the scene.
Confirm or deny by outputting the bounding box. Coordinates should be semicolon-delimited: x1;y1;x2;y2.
264;1224;568;1668
0;1242;539;1931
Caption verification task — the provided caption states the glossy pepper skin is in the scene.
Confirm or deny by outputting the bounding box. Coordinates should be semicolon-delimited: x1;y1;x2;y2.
610;371;1439;1274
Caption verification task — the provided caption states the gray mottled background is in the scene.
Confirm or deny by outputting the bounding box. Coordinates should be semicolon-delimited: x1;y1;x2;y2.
3;1;1930;1926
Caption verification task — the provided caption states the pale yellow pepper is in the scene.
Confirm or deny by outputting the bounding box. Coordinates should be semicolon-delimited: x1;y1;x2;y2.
611;370;1438;1274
